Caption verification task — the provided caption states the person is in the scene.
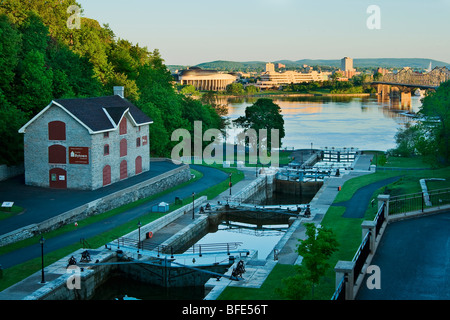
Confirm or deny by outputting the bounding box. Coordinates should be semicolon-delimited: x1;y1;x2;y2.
304;205;311;217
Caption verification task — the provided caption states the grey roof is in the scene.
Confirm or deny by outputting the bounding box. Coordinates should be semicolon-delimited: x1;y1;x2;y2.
53;95;152;132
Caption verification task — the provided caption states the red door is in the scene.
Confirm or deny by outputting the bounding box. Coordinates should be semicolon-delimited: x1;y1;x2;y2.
135;156;142;174
103;165;111;186
49;168;67;189
120;160;127;180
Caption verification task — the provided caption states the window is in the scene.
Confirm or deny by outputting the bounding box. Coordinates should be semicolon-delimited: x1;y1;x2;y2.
48;145;66;164
104;132;109;138
120;139;127;157
104;144;110;156
135;156;142;174
119;117;127;135
48;121;66;140
120;160;127;180
136;137;141;148
142;136;148;146
103;165;111;186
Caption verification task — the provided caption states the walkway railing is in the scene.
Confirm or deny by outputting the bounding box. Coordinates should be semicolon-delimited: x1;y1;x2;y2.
113;237;245;258
389;188;450;215
332;197;389;300
332;190;450;300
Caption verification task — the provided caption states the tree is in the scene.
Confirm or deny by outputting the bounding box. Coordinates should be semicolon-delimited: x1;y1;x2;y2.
226;82;244;95
234;98;285;151
0;14;21;93
419;80;450;164
280;223;338;299
15;49;53;116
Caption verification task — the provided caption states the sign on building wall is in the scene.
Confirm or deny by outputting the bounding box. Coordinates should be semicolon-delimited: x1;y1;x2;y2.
69;147;89;164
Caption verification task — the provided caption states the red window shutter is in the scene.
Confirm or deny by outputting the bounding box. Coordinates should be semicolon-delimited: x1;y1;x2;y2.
120;160;127;180
48;145;67;164
119;117;127;135
48;121;66;140
120;139;127;157
135;156;142;174
103;165;111;186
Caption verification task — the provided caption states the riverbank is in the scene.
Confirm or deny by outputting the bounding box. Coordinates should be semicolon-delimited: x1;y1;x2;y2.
212;92;372;99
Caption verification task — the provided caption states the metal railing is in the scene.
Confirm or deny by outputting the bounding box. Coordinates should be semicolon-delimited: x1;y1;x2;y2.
331;276;346;301
374;203;385;236
389;188;450;215
114;237;245;257
184;242;243;256
352;231;371;284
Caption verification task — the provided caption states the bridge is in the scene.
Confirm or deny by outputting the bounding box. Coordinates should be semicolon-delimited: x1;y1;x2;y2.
372;66;450;107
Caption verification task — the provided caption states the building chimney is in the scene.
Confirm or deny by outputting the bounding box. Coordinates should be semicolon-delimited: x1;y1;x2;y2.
113;86;124;98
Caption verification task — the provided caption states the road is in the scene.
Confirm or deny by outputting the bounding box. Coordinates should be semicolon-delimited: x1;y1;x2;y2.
0;164;228;269
357;210;450;300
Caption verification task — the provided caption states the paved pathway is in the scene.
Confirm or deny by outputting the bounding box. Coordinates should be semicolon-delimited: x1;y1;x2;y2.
0;161;180;236
357;210;450;300
334;176;400;218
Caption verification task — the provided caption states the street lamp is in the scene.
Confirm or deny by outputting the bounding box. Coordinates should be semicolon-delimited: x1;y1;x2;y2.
192;192;195;219
229;173;233;196
137;221;142;254
40;236;45;284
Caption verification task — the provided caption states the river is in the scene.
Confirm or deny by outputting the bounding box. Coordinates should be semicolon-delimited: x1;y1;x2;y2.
220;95;421;151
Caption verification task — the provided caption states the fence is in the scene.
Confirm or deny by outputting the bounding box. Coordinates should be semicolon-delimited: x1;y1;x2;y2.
332;200;387;300
114;237;244;258
389;188;450;215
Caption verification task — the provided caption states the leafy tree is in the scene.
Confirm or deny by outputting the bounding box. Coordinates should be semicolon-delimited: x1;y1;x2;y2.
419;80;450;164
279;223;338;299
226;82;244;95
0;14;21;93
15;49;53;115
245;85;260;95
234;98;285;150
0;89;27;165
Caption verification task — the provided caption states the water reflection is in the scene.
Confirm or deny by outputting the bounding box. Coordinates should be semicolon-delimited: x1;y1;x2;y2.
224;95;421;151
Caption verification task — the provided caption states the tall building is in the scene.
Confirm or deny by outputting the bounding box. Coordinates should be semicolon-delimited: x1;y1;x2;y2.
18;87;153;190
265;63;275;72
341;57;354;72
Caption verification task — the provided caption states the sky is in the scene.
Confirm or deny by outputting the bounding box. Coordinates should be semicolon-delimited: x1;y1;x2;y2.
77;0;450;66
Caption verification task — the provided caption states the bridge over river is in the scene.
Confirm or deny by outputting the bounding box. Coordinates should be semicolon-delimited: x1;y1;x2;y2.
372;66;450;107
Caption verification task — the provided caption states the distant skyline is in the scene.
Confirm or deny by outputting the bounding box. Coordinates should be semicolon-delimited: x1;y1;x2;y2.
77;0;450;66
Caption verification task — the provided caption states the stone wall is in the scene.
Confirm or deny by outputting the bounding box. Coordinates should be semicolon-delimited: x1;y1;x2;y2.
0;164;191;247
0;164;24;181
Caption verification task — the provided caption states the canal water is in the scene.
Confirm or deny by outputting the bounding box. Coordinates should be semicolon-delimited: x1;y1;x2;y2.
222;95;421;151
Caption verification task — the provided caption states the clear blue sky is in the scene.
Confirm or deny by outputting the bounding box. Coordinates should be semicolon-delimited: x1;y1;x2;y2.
77;0;450;66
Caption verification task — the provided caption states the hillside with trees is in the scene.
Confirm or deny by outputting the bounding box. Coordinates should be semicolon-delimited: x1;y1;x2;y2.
0;0;223;165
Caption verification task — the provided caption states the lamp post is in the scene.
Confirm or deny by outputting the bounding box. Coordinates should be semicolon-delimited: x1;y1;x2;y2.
40;236;45;284
192;192;195;219
137;221;142;254
229;173;233;196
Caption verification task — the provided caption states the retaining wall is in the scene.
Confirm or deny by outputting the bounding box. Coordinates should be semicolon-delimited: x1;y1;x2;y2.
0;163;191;247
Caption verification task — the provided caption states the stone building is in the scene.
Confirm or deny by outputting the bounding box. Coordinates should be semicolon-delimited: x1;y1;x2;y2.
174;67;237;91
18;87;153;190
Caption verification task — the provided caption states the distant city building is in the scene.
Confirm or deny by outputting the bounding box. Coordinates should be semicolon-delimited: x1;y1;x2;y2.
256;68;330;89
265;63;275;73
174;67;237;91
338;57;359;79
341;57;354;72
18;87;152;190
376;67;389;76
276;63;286;69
